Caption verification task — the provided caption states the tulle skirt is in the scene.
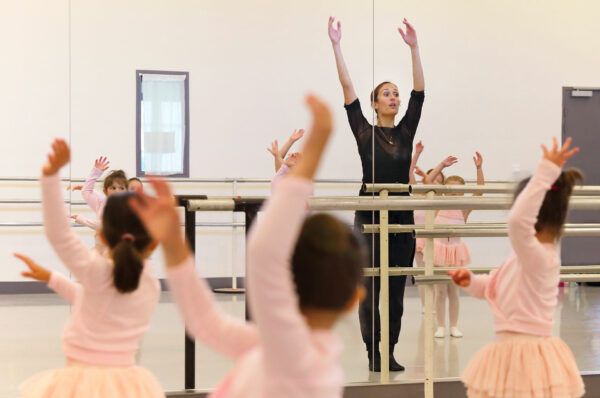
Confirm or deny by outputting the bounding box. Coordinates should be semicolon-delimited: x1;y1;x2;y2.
462;332;584;398
20;360;165;398
434;240;471;267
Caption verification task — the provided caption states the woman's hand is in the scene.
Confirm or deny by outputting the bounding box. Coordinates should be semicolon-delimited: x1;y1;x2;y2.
328;17;342;45
447;269;470;287
473;152;483;169
442;156;458;168
94;156;110;171
542;137;579;167
15;253;51;283
398;18;418;48
42;139;70;176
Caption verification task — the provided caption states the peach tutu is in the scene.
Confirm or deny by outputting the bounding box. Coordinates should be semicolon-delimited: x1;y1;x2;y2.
20;360;165;398
462;332;584;398
433;239;471;267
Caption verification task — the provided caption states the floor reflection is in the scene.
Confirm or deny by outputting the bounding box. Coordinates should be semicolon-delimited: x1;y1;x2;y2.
2;285;600;396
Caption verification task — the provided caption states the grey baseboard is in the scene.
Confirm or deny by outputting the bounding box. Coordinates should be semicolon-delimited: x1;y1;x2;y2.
166;373;600;398
0;277;245;295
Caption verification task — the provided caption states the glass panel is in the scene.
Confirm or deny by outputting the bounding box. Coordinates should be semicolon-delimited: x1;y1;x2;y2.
140;73;187;176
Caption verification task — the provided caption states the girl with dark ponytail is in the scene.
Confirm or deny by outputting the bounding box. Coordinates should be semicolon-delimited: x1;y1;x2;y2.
449;138;585;398
20;139;165;398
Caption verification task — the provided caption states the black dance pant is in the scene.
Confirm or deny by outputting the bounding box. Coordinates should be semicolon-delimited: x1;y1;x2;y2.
355;210;415;350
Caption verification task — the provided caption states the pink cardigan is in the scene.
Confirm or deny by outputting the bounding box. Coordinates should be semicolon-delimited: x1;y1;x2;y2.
463;159;562;336
42;173;160;366
167;176;344;398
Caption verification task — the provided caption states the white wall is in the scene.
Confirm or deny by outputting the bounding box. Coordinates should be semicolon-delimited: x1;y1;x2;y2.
1;0;600;282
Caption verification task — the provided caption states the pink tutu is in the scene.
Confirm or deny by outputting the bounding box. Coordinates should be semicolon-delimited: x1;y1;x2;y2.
462;332;584;398
433;239;471;266
20;360;165;398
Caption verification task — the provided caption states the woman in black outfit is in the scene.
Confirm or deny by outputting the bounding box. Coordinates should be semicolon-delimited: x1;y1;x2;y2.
328;16;425;372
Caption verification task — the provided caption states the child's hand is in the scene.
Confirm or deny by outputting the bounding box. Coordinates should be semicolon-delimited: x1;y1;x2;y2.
129;177;180;244
447;269;470;287
415;166;426;178
328;17;342;44
442;156;458;168
473;152;483;169
290;128;305;142
94;156;110;171
15;253;51;283
415;140;424;154
68;185;83;191
42;139;70;176
542;137;579;167
267;140;279;158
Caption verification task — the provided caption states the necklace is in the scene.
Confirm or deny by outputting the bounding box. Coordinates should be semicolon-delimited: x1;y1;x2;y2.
379;129;394;145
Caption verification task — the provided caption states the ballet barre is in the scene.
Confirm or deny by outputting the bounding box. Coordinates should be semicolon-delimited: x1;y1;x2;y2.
364;183;600;195
177;187;600;398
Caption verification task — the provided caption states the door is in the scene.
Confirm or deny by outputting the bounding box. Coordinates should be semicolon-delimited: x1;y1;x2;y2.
561;87;600;265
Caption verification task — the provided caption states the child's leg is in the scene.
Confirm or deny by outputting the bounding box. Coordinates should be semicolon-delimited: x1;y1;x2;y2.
435;284;447;327
448;283;460;328
415;252;425;308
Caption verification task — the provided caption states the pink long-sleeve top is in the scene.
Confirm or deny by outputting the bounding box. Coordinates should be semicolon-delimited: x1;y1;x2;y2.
167;176;343;398
42;173;160;366
48;272;81;304
81;167;106;245
463;159;562;337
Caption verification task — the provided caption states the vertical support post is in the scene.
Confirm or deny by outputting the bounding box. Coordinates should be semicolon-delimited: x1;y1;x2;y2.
424;191;435;398
379;190;390;383
232;180;238;291
184;205;196;390
244;205;259;320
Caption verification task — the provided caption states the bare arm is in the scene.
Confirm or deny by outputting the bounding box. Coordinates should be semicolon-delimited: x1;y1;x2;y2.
278;128;304;160
464;152;484;220
329;17;358;105
398;19;425;91
267;140;283;172
409;141;424;185
423;156;458;184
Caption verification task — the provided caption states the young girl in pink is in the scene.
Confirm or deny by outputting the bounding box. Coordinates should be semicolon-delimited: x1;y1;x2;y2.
449;138;584;398
408;141;457;310
130;95;367;398
267;128;304;192
20;139;164;398
434;152;484;338
71;157;128;248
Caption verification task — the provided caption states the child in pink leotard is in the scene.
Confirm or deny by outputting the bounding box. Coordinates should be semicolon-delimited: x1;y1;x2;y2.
449;138;584;398
433;152;484;338
408;140;457;310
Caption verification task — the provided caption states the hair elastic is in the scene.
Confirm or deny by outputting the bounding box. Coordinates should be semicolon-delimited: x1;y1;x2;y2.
121;233;135;242
551;185;560;191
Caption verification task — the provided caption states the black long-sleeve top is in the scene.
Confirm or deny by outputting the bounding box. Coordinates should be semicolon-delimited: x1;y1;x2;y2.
344;90;425;195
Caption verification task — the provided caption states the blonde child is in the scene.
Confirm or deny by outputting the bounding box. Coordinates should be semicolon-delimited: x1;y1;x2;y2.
433;152;484;338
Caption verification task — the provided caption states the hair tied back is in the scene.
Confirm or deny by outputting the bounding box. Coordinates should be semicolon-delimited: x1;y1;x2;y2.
121;233;135;243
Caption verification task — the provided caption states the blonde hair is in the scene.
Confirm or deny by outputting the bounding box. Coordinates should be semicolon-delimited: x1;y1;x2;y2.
445;175;465;185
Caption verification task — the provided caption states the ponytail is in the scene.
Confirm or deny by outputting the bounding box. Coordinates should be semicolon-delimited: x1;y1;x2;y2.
112;239;144;293
102;192;152;294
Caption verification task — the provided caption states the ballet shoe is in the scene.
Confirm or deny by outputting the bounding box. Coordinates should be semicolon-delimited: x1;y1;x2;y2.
434;327;446;338
450;327;463;338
